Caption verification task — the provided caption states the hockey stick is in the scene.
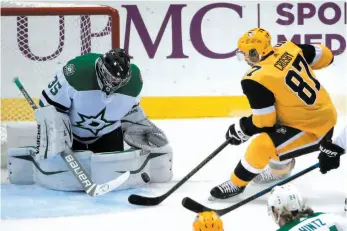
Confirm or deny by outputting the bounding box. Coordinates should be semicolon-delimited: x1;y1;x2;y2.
128;139;230;206
13;77;131;197
182;162;320;216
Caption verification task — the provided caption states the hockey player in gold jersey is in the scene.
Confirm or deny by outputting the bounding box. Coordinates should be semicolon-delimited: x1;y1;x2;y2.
210;28;337;200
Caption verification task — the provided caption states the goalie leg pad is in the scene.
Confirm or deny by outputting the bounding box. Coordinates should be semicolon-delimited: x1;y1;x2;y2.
148;144;173;183
34;105;73;160
35;151;92;191
8;147;36;185
91;149;150;191
91;143;173;189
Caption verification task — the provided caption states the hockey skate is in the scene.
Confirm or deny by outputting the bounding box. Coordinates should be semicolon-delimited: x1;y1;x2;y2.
252;159;295;184
209;180;245;201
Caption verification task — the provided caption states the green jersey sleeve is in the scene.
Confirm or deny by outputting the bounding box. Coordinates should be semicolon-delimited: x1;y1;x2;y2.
116;63;143;97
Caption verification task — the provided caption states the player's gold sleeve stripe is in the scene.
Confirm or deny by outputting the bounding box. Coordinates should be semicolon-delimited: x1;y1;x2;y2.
252;111;276;128
311;44;333;70
251;105;275;115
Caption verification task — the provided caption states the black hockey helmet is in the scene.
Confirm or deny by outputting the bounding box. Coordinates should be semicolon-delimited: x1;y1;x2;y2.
95;48;132;94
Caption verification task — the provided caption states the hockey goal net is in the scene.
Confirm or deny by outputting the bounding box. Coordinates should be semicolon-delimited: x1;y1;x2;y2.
0;2;120;168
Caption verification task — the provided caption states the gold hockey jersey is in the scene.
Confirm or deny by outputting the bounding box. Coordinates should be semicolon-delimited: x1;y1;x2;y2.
241;41;336;137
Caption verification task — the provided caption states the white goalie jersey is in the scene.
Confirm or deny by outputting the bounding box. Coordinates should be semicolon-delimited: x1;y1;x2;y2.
38;53;142;144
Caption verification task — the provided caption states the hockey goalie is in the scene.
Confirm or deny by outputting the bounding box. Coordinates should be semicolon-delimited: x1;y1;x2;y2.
8;48;173;192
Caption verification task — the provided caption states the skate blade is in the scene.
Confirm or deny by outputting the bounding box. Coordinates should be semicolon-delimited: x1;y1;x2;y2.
207;191;246;202
208;195;217;201
207;195;237;202
249;179;282;187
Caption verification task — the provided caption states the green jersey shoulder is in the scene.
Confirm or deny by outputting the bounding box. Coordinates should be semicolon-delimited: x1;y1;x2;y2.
63;53;100;91
116;63;143;97
62;53;143;97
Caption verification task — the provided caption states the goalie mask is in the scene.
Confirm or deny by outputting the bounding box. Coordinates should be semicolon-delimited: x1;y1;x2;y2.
96;48;132;95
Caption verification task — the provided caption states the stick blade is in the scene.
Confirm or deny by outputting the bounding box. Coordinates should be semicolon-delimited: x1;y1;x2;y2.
92;171;131;197
128;194;162;206
181;197;214;213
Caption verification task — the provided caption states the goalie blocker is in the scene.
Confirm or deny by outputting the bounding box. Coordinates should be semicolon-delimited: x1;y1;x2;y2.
8;105;173;191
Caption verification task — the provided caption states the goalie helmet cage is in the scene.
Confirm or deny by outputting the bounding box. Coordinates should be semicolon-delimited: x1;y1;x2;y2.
0;3;120;169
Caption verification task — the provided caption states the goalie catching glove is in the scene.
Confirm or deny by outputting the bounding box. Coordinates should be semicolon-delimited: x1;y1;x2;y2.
34;105;73;159
121;104;170;152
121;104;173;183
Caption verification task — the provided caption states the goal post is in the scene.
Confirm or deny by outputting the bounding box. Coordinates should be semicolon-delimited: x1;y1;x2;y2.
0;2;121;169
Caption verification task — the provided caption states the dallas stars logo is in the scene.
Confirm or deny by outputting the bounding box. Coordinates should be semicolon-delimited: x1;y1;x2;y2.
74;107;117;136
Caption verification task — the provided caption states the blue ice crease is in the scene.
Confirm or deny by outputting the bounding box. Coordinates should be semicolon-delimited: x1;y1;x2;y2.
0;184;152;220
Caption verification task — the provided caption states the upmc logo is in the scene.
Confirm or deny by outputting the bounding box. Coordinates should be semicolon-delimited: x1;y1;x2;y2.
122;3;242;59
15;2;346;61
16;3;242;61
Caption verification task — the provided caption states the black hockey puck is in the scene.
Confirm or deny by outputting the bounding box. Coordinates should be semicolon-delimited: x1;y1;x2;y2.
141;172;150;183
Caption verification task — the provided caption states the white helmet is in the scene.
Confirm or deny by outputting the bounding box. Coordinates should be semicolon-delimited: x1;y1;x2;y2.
267;184;304;224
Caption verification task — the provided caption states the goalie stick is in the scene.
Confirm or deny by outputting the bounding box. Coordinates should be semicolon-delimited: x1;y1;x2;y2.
13;77;131;197
128;139;230;206
182;162;320;216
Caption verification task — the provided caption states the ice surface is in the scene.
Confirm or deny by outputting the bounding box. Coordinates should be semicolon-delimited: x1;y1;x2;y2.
1;118;346;231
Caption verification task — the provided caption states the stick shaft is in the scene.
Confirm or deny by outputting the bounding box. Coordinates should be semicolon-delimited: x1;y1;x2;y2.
219;163;319;216
165;140;229;196
13;77;38;110
128;139;230;205
182;163;320;216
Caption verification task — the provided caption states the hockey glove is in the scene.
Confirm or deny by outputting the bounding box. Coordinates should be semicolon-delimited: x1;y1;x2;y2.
226;117;251;145
318;139;345;174
121;104;170;151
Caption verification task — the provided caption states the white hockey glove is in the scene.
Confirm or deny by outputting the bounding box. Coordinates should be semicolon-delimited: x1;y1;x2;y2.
121;104;170;152
34;105;73;160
